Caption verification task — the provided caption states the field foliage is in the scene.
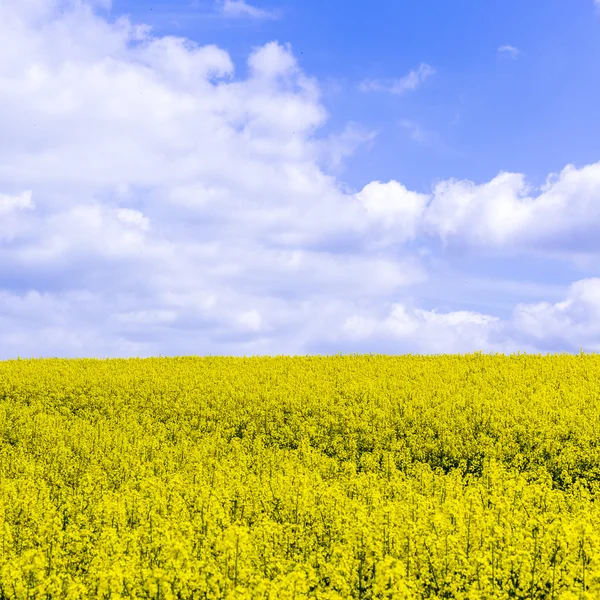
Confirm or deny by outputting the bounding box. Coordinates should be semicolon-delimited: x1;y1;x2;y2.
1;353;600;598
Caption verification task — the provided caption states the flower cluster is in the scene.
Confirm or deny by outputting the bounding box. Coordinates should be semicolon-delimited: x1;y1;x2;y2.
0;352;599;598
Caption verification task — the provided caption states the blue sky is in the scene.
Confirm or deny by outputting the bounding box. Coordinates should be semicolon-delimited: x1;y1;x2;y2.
1;0;600;358
121;0;600;194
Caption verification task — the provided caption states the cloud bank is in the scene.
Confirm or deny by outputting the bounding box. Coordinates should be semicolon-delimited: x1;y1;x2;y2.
1;0;600;359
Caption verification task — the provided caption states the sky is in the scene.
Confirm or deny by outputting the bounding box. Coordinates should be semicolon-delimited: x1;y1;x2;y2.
1;0;600;359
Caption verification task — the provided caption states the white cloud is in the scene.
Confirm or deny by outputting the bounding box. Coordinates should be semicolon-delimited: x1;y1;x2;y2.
0;190;35;243
511;279;600;347
353;162;600;255
115;208;150;231
420;163;600;250
356;180;428;241
239;309;262;331
218;0;279;20
359;63;435;95
1;0;600;359
0;0;413;358
342;278;600;355
316;122;378;171
497;44;520;58
342;303;506;355
247;40;297;78
0;190;34;215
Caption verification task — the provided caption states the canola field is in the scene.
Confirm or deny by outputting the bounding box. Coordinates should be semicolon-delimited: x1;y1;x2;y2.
1;352;600;599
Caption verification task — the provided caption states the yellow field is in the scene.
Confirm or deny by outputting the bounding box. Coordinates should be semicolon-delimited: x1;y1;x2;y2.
1;353;600;599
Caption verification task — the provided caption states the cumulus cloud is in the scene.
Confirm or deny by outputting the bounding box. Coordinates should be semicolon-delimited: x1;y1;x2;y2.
341;278;600;355
359;63;435;95
342;303;508;355
510;279;600;347
421;163;600;250
353;163;600;253
0;0;405;358
356;180;428;242
1;0;600;359
247;40;298;79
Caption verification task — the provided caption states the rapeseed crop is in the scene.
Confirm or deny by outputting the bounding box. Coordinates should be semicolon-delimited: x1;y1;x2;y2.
1;352;600;599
